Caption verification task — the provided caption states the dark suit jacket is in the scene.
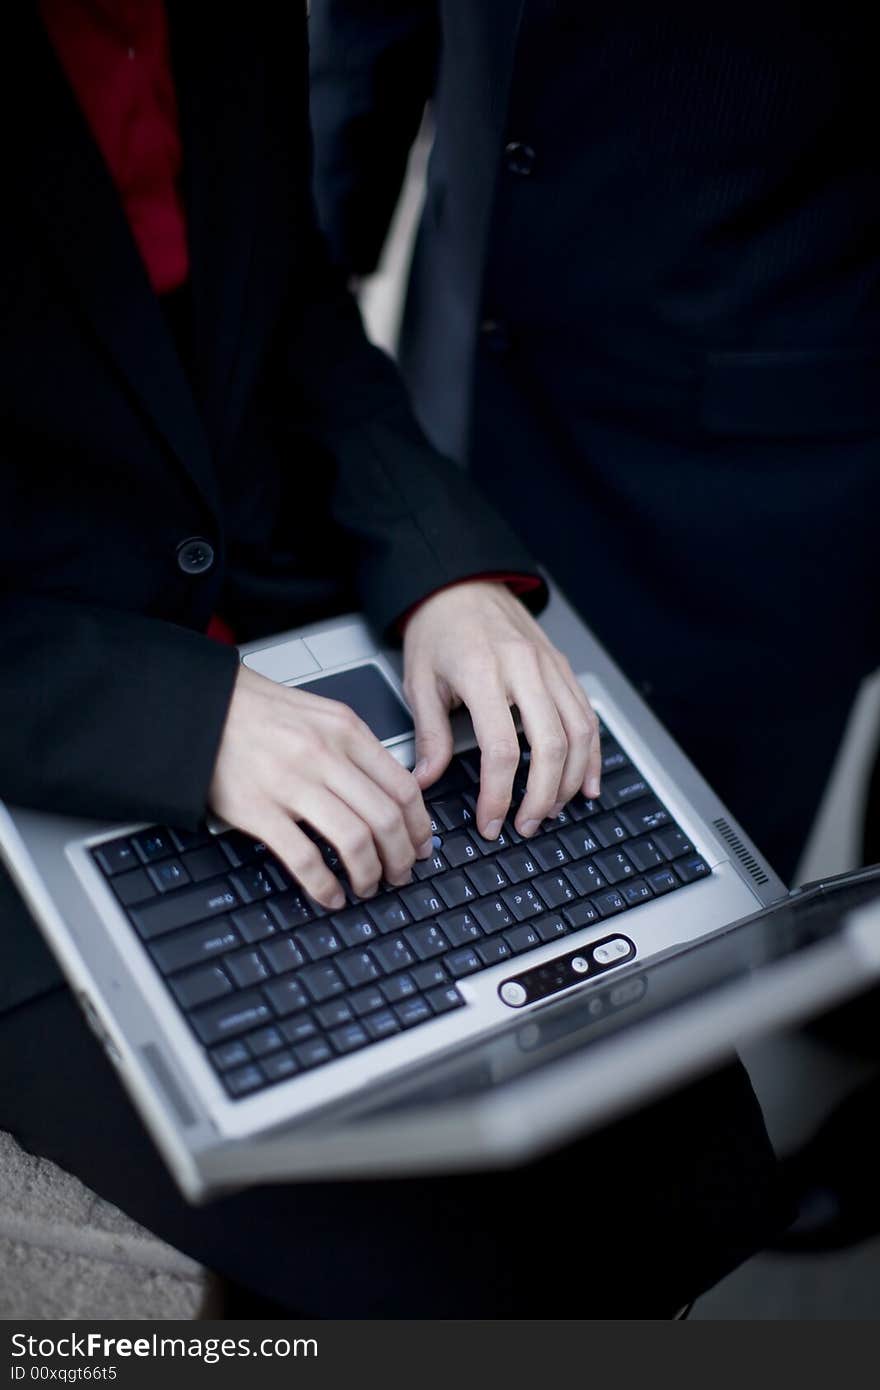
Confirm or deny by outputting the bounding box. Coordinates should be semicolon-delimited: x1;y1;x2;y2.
311;1;880;879
0;1;541;1012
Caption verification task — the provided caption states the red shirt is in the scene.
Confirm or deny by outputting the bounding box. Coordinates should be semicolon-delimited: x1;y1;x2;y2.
40;0;188;294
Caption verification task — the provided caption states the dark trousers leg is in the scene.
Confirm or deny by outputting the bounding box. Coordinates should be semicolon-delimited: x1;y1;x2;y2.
0;984;790;1318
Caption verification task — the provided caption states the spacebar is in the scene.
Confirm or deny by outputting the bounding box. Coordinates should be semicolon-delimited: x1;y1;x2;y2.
130;879;240;940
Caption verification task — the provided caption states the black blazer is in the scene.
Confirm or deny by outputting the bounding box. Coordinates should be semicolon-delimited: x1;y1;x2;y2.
0;1;541;1011
310;1;880;882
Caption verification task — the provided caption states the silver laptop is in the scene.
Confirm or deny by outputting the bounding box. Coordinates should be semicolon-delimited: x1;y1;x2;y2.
2;579;879;1202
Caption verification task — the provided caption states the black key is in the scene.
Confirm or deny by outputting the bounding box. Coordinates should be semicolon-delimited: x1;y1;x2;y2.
411;961;449;990
621;878;653;906
533;871;577;908
472;897;515;934
296;921;343;961
603;770;652;806
593;889;628;918
298;963;345;1002
438;909;482;947
219;831;271;868
559;825;602;859
280;1013;318;1044
413;850;449;881
627;837;666;872
497;848;542;884
675;855;711;884
401;882;447;920
336;949;381;988
535;912;568;943
426;984;465;1015
469;823;517;855
653;827;695;861
646;867;679;895
294;1038;333;1069
349;986;386;1017
315;1000;354;1029
230;863;283;904
445;947;482;978
225;949;270;990
404;923;450;961
326;1023;367;1050
563;900;601;930
371;936;416;974
441;833;480;868
423;761;473;797
331;906;380;947
590;814;630;849
231;905;277;944
224;1064;264;1097
465;859;510;896
131;828;175;864
210;1040;249;1071
268;891;313;930
366;895;412;934
618;798;671;836
180;843;228;883
111;867;155;907
434;871;478;908
150;918;240;974
262;1051;299;1082
169;965;231;1010
330;1022;369;1054
131;879;239;941
364;1009;401;1040
191;991;272;1046
504;923;542;955
565;861;607;897
601;740;630;775
263;977;310;1016
530;835;570;871
168;826;212;853
501;885;544;921
94;838;138;876
475;937;512;966
262;935;306;975
431;796;477;832
380;973;418;1002
246;1025;284;1057
541;808;575;833
394;995;432;1028
592;850;636;884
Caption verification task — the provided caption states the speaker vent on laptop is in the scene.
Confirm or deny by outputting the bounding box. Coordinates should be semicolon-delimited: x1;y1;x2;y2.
712;817;770;886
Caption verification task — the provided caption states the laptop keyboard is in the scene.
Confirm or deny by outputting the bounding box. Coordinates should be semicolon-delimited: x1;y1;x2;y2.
91;722;711;1099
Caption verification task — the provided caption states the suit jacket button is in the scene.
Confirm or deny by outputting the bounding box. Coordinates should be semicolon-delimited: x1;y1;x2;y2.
504;141;536;176
177;537;215;575
479;318;512;353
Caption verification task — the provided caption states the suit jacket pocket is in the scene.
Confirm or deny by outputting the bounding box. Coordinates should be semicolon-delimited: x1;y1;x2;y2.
701;349;880;438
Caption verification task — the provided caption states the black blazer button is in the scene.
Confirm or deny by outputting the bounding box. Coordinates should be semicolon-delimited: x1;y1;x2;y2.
504;141;536;176
176;537;215;576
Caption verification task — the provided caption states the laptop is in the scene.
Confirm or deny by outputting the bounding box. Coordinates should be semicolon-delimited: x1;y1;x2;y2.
2;578;879;1202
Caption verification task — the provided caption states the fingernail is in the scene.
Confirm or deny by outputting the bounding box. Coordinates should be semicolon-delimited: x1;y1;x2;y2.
519;818;540;837
484;819;503;841
417;838;434;858
414;759;430;780
549;802;564;819
330;890;346;910
587;778;601;798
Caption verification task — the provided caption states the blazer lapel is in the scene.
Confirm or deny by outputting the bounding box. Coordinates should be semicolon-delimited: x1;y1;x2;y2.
18;5;220;517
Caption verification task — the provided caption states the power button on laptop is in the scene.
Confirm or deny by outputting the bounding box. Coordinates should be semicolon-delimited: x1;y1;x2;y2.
500;981;528;1008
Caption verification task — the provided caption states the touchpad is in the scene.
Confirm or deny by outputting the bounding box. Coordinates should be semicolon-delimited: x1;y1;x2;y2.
294;665;414;743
